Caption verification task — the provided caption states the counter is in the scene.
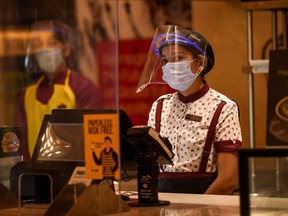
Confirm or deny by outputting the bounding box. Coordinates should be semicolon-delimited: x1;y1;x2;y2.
1;187;288;215
0;193;240;216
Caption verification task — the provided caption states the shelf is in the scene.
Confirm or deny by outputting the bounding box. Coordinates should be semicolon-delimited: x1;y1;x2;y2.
241;1;288;10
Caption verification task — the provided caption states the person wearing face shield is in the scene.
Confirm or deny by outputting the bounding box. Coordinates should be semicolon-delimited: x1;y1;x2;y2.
137;25;242;195
16;20;101;161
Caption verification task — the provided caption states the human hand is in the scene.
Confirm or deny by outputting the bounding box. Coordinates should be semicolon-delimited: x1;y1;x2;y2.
90;142;95;150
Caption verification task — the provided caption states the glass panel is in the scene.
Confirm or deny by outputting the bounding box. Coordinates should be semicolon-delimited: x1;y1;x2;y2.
248;156;288;214
0;0;121;213
0;1;119;151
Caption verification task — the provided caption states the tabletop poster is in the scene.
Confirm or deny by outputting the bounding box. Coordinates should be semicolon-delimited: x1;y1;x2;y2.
266;49;288;147
84;113;120;180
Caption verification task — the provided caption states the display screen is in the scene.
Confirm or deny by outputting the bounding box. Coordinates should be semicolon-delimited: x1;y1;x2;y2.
31;109;134;169
35;122;85;162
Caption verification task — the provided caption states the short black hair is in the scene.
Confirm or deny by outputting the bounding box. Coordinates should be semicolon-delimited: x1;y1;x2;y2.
32;20;72;45
158;26;215;76
104;136;112;143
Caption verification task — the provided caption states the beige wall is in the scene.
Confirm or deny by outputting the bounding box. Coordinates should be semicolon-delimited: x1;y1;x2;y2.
192;0;275;148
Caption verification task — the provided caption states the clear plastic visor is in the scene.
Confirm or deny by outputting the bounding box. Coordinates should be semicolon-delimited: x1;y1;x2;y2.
136;25;207;93
24;22;71;74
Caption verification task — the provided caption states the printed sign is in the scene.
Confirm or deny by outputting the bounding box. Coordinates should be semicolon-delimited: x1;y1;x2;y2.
84;113;120;180
0;126;22;158
68;166;92;186
266;50;288;146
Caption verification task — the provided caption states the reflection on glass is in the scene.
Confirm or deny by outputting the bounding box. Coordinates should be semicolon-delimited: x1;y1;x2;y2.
37;122;84;162
249;156;288;212
39;122;72;158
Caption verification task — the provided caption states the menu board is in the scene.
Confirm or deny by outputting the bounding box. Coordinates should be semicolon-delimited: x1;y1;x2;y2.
266;49;288;147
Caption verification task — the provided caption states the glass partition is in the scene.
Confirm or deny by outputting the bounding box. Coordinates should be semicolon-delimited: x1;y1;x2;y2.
0;0;124;214
0;0;194;214
239;148;288;216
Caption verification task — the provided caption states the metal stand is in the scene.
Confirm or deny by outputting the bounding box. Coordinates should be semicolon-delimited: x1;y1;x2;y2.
128;162;169;207
18;172;53;210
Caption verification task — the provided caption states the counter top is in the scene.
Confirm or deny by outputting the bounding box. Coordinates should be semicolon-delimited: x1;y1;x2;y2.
0;193;240;216
1;191;288;216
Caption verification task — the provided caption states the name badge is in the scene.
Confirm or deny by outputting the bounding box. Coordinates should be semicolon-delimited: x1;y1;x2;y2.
185;114;202;122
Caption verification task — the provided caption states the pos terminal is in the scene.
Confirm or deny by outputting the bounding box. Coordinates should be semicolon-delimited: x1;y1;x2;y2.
126;126;174;206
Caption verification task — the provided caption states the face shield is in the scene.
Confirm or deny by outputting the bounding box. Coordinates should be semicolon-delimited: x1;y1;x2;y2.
24;20;72;74
136;25;214;93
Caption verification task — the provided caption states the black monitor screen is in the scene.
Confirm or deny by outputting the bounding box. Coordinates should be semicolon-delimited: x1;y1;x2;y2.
35;121;84;162
31;109;134;169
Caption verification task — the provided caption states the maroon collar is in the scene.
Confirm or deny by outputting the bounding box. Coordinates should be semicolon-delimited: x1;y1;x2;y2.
40;70;67;86
178;83;209;103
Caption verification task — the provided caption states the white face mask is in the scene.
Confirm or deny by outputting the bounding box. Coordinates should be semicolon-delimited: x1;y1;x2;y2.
35;48;64;73
162;61;201;91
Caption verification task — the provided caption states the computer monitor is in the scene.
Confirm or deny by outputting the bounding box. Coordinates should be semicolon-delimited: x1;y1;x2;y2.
31;109;135;170
11;109;135;203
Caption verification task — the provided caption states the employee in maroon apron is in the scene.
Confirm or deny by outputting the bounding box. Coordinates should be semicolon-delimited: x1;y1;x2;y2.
136;25;242;195
16;20;101;161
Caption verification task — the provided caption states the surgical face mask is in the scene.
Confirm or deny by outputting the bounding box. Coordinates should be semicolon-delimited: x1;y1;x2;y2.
162;60;201;91
35;48;64;73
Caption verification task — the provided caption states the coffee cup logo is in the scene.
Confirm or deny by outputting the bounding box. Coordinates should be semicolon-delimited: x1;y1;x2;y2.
275;96;288;122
